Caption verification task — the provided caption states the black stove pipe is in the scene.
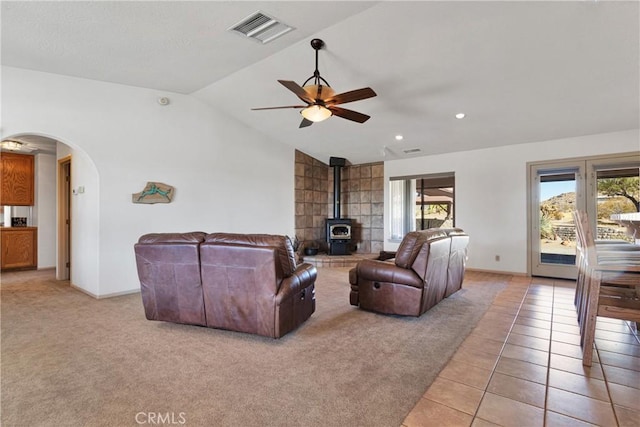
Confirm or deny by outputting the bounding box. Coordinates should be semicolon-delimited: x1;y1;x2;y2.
329;157;346;219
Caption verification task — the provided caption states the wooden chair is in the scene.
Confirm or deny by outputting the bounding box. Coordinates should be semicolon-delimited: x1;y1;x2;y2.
572;211;640;366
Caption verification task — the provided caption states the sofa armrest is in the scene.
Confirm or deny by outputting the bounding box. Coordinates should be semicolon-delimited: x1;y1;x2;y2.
276;263;317;303
354;259;423;288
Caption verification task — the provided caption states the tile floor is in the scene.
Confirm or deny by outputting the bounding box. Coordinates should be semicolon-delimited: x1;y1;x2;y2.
403;273;640;427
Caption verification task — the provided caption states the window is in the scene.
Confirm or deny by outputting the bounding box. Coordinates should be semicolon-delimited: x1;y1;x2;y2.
389;173;455;240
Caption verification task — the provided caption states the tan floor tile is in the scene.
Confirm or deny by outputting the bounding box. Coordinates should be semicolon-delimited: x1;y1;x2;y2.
476;392;544;426
524;293;553;307
601;364;640;389
506;333;549;352
461;334;505;356
552;302;576;311
596;320;635;334
516;309;552;322
486;372;546;408
544;410;596;426
546;387;617;426
552;314;580;326
439;360;493;390
552;323;580;335
423;377;484;416
596;339;640;358
511;324;551;340
470;418;501;427
547;368;610;401
549;353;604;380
520;303;552;313
514;316;552;330
614;405;640;427
403;398;473;427
608;382;640;411
413;276;639;427
553;307;577;317
595;329;640;346
550;341;587;360
551;330;582;346
451;347;499;371
494;357;548;385
598;350;640;371
501;344;549;366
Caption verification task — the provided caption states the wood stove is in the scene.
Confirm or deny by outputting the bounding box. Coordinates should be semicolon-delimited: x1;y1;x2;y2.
326;157;353;255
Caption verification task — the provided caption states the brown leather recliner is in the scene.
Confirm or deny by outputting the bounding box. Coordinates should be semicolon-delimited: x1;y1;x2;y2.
443;229;470;297
349;228;469;316
199;233;316;338
134;232;317;338
134;232;208;326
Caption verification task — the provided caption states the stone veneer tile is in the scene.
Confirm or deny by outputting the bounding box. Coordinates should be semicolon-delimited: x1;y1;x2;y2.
371;190;384;203
372;177;384;190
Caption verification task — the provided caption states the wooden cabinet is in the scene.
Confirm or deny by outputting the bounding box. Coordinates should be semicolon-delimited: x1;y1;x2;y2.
1;227;37;270
1;152;35;206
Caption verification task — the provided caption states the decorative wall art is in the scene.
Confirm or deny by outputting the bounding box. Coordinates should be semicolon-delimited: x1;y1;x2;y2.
132;182;174;204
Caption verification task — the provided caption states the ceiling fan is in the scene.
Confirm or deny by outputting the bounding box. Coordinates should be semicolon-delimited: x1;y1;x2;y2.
252;38;377;128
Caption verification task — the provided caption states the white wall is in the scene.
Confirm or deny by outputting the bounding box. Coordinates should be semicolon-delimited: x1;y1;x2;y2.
3;66;295;297
34;153;57;268
384;129;640;274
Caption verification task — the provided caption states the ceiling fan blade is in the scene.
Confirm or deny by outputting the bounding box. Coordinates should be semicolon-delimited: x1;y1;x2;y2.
325;87;377;105
278;80;314;103
251;105;306;110
329;106;371;123
299;118;313;128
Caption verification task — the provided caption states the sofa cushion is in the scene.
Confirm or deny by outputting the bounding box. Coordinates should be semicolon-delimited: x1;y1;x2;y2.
395;229;447;268
205;233;297;277
138;232;206;244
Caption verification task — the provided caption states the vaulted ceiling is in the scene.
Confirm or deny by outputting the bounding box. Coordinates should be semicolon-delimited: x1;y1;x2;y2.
3;1;638;164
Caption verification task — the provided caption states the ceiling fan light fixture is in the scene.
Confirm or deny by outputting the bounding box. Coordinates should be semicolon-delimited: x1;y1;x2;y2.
301;105;332;122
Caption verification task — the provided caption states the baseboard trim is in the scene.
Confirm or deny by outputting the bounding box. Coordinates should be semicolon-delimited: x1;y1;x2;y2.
70;283;140;299
466;268;529;277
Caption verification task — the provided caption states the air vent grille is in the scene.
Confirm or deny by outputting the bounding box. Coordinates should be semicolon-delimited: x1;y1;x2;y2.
403;148;422;154
229;11;294;44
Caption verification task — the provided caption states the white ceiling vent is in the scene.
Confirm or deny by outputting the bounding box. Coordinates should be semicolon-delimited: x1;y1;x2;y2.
403;148;422;154
229;11;294;44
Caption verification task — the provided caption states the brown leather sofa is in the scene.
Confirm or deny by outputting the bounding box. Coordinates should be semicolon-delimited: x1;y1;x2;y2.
134;232;316;338
349;228;469;316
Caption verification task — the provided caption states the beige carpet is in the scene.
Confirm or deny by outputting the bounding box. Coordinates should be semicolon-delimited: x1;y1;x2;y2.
1;268;506;427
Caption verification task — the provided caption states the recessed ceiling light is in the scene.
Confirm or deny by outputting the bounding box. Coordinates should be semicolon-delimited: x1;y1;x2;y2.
455;113;466;119
395;135;404;141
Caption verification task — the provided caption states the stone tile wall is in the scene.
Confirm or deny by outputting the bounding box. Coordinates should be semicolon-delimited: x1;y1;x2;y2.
294;150;329;250
329;161;385;255
295;150;385;255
